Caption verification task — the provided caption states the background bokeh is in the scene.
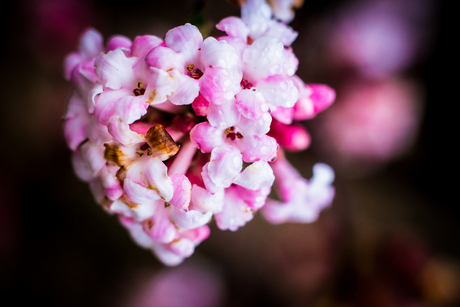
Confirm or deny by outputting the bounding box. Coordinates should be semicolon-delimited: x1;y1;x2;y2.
0;0;457;306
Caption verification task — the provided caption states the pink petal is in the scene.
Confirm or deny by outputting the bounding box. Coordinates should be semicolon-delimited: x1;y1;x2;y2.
64;52;83;81
292;81;336;120
79;28;104;59
240;135;278;162
107;116;143;145
190;184;224;213
201;163;221;194
201;37;239;70
268;120;310;151
64;93;89;150
190;122;224;153
199;67;240;105
86;83;103;114
99;165;124;201
232;185;270;210
106;35;132;52
94;88;131;125
243;36;283;81
256;74;298;107
168;70;200;105
126;156;174;201
216;17;249;40
142;158;174;201
165;24;203;59
235;89;268;120
191;93;210;116
281;48;298;76
94;49;137;90
237;112;272;137
207;146;242;188
144;67;178;105
180;225;211;243
151;242;187;266
241;0;272;38
308;84;336;114
114;95;149;123
169;174;192;209
171;207;212;229
124;178;162;204
264;21;298;46
71;149;94;182
144;206;177;243
131;35;163;58
206;99;240;128
270;106;294;124
167;238;195;258
86;116;112;145
215;187;253;231
233;160;275;190
120;217;155;248
145;46;184;71
80;141;106;177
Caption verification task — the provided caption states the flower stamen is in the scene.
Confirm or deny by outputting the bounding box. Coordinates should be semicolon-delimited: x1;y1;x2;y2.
240;78;253;89
133;82;146;96
187;64;203;79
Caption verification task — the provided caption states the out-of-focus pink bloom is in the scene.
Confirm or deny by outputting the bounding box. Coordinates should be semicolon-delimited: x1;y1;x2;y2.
262;155;335;224
328;0;433;78
123;261;225;307
218;0;298;46
314;78;423;175
63;0;335;265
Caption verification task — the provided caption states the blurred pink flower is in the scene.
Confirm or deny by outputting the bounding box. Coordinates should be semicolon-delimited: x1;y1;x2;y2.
122;261;225;307
328;0;433;78
314;78;423;175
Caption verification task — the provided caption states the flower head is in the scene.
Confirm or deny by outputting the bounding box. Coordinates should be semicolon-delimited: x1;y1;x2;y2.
63;0;336;265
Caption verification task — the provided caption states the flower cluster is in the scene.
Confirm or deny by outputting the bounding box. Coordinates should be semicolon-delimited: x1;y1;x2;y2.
63;0;335;266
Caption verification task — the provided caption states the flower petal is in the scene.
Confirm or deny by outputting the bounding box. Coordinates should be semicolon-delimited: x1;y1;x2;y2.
190;122;224;153
190;184;225;213
216;17;249;40
233;160;275;190
94;49;137;90
171;207;212;230
169;174;192;209
165;24;203;60
124;178;162;205
207;146;243;188
256;74;298;107
131;35;163;58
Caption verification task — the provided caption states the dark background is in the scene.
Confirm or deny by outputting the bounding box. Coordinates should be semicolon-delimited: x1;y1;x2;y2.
0;0;456;306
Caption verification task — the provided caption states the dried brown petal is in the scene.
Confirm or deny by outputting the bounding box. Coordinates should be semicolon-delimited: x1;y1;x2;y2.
104;144;125;166
146;124;180;161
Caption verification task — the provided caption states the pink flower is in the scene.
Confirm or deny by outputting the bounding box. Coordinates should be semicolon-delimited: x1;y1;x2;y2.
313;78;423;176
63;0;336;265
328;0;433;78
122;261;225;307
262;155;335;224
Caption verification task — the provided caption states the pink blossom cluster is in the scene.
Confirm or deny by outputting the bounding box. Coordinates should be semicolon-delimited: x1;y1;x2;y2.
63;0;335;266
